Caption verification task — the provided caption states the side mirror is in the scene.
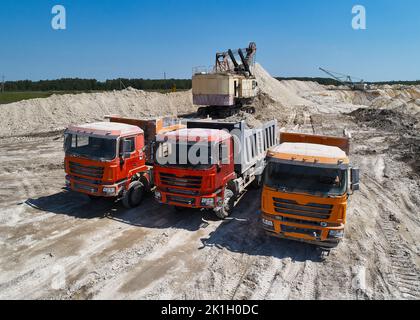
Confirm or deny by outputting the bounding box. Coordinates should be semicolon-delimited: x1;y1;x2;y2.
350;168;360;191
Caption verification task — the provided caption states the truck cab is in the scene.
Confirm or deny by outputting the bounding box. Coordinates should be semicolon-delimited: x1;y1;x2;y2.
64;121;150;207
153;127;235;218
260;132;359;249
64;116;183;208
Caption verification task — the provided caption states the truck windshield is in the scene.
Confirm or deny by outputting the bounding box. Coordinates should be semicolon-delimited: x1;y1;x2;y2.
64;133;117;161
264;161;347;196
155;141;216;169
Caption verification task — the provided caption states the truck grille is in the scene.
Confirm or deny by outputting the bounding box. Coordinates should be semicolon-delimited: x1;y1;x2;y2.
71;175;102;185
73;183;98;193
167;188;199;196
281;224;321;238
167;195;195;205
159;173;202;189
273;197;332;220
69;162;104;179
282;216;323;227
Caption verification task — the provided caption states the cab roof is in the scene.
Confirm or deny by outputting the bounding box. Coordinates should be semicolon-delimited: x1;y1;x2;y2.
66;122;142;138
157;128;231;143
268;142;349;166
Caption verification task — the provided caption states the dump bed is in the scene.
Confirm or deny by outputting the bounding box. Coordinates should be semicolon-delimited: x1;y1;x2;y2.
187;119;278;174
280;132;350;155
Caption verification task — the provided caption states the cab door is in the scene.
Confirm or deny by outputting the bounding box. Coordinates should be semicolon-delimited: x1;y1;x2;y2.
119;135;142;179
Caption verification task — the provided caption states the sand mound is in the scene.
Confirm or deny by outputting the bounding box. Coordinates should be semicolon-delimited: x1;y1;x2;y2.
1;62;419;138
0;89;194;137
253;64;316;106
350;107;420;173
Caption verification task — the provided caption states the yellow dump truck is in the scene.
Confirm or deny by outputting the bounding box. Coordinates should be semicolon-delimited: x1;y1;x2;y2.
260;132;359;250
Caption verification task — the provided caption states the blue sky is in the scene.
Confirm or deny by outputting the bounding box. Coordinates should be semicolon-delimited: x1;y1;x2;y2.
0;0;419;81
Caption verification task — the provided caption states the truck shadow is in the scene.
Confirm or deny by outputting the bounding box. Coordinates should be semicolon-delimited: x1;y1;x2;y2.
198;189;325;262
25;189;116;219
26;189;326;260
25;189;215;232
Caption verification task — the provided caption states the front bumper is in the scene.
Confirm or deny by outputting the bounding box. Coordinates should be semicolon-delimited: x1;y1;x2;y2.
155;189;222;209
261;211;344;248
66;175;124;197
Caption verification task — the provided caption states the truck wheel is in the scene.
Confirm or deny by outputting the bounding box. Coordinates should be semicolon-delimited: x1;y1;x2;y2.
214;188;235;219
122;181;144;209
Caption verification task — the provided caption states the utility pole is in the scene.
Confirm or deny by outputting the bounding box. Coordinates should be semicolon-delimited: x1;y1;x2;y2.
1;75;4;93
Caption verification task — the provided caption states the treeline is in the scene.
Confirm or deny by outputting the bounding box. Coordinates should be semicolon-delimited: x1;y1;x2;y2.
276;77;420;86
370;80;420;86
3;78;192;92
3;77;419;92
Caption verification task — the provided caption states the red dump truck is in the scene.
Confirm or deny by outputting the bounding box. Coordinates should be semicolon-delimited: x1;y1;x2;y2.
153;119;278;218
63;116;183;208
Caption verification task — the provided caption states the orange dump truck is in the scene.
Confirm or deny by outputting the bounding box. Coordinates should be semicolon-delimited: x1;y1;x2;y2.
64;116;183;208
260;132;359;249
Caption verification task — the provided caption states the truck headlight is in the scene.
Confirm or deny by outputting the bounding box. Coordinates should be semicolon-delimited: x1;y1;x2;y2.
103;187;116;194
201;197;214;206
155;191;162;200
329;229;344;238
262;218;274;227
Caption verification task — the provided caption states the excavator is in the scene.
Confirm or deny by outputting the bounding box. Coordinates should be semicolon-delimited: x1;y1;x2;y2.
192;42;259;118
319;67;370;91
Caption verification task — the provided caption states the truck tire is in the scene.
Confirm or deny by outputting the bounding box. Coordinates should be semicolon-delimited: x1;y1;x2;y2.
122;181;145;209
214;188;235;219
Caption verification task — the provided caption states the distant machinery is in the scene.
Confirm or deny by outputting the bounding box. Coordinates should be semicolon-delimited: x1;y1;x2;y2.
319;67;369;91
